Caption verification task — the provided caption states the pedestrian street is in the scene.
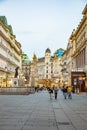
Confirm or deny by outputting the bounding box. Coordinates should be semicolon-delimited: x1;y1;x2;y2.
0;90;87;130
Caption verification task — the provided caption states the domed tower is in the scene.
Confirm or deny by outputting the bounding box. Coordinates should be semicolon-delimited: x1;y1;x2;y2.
45;48;51;65
45;48;51;80
45;48;51;58
45;48;51;54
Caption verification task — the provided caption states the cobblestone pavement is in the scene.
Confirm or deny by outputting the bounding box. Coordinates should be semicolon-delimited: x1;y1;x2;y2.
0;90;87;130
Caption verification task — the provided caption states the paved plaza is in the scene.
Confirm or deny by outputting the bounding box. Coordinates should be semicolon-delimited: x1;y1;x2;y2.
0;90;87;130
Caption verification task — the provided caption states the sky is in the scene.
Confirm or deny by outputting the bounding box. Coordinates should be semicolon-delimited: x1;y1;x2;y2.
0;0;87;60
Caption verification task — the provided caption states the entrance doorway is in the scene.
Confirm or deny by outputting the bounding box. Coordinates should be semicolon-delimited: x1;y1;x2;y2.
71;72;86;92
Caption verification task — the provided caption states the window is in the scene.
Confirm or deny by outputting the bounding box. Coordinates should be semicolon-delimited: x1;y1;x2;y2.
51;71;53;73
46;75;48;78
51;62;53;65
46;70;48;73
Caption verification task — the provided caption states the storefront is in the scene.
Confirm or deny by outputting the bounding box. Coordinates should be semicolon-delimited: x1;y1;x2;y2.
71;71;86;92
0;70;13;87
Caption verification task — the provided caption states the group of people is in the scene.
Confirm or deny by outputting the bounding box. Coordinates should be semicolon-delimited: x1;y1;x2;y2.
62;85;72;99
47;86;59;100
47;85;73;100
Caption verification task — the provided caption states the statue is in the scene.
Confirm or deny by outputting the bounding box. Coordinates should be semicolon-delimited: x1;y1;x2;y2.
14;67;19;78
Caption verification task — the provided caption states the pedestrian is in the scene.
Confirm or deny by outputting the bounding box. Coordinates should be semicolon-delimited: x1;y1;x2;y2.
62;86;68;99
67;86;72;99
53;85;59;100
48;87;53;100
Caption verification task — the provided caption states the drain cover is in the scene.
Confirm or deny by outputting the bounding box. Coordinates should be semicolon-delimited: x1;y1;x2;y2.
57;122;71;125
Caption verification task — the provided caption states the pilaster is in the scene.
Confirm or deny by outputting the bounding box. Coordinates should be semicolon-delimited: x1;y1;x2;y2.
85;43;87;64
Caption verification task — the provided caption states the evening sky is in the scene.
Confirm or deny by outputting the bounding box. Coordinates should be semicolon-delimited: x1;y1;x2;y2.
0;0;87;59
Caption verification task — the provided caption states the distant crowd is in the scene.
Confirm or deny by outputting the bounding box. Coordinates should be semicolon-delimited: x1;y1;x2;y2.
46;85;73;100
34;84;74;100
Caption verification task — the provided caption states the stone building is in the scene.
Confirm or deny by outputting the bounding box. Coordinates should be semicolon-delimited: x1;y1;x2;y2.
70;5;87;92
0;16;22;87
30;48;64;88
61;4;87;92
62;38;73;86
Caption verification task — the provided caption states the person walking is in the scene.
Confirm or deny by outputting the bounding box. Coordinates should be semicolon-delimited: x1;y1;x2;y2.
62;86;68;99
53;86;59;100
67;86;72;99
48;87;53;100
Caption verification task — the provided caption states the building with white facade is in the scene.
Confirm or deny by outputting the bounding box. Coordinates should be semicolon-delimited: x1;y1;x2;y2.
30;48;64;88
0;16;22;87
61;4;87;92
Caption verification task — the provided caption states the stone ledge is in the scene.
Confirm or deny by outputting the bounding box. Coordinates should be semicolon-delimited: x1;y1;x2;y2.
0;87;35;95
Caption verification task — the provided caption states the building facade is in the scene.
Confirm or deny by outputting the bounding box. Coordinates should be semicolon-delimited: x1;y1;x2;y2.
61;5;87;92
0;16;22;87
30;48;64;88
71;5;87;92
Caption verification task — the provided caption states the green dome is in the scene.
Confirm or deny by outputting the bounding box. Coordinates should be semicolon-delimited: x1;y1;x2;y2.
54;48;65;57
22;53;29;63
0;16;13;35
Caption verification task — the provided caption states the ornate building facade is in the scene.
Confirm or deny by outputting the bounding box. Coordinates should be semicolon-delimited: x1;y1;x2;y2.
61;4;87;92
30;48;64;88
71;5;87;92
0;16;22;87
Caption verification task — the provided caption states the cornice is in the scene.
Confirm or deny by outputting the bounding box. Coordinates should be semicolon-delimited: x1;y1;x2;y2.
0;21;15;38
0;30;22;55
0;67;14;74
71;39;87;58
82;4;87;15
75;16;86;36
0;21;22;53
0;67;7;73
0;53;18;66
70;10;87;39
0;41;7;51
15;40;21;48
0;53;8;61
0;21;9;33
0;41;21;62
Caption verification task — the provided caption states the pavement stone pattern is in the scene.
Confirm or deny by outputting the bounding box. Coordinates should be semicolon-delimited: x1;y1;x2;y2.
0;90;87;130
